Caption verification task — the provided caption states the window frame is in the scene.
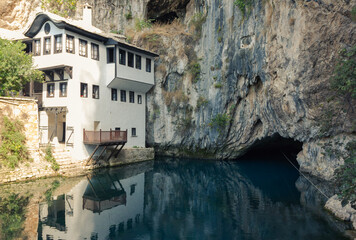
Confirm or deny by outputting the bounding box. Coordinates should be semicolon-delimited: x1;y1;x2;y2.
43;37;51;55
92;85;99;99
146;58;152;72
80;83;88;98
120;90;126;102
107;47;115;63
66;35;75;54
79;39;88;57
119;49;126;65
54;34;62;54
137;94;142;104
131;128;137;137
127;52;134;68
129;91;134;103
33;38;41;56
135;55;141;69
47;83;55;98
91;43;99;60
111;88;117;101
59;82;67;97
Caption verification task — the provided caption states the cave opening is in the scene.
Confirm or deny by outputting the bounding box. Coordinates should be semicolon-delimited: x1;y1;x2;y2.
238;133;303;168
151;12;179;24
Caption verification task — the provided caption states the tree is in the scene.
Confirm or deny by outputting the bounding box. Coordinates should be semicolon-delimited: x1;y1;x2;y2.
0;38;43;96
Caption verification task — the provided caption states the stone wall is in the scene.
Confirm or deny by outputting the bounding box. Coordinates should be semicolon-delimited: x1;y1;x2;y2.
0;97;41;161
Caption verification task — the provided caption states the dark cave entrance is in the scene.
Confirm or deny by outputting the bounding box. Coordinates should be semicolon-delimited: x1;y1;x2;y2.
151;12;179;24
237;133;303;168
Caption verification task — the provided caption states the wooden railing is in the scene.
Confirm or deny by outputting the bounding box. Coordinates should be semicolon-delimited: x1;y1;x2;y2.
83;129;127;145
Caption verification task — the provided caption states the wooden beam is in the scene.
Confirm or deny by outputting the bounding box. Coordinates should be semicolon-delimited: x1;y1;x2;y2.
86;145;100;166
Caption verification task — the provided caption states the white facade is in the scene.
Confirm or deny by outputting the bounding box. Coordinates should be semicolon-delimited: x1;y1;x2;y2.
38;170;148;239
16;10;157;161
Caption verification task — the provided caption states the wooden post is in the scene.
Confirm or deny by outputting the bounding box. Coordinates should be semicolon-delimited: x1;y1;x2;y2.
100;129;102;143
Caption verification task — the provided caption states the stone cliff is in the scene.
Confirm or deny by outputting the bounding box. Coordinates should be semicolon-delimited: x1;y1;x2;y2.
1;0;355;179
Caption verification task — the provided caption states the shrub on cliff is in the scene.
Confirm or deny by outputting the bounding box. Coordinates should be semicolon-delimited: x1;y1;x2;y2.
0;38;43;96
0;116;30;169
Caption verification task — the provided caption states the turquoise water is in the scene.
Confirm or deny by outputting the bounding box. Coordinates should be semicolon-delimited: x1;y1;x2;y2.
36;156;349;240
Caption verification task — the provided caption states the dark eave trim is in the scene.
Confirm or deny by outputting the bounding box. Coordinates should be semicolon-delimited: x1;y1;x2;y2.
116;42;159;58
24;13;108;42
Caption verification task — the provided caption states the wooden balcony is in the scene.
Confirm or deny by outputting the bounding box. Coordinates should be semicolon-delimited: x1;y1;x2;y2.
83;129;127;145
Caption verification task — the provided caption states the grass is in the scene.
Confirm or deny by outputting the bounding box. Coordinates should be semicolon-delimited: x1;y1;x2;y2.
196;96;209;111
44;145;59;172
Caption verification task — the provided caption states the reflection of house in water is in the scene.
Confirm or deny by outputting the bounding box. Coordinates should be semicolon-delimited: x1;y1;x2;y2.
38;166;149;240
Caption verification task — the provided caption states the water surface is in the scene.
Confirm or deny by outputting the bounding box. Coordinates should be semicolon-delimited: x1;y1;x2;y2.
1;156;350;240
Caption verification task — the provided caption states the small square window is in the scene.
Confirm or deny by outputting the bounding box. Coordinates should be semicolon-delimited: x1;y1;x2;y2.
107;48;115;63
91;43;99;60
137;95;142;104
129;91;134;103
92;85;99;99
131;128;136;137
47;83;54;97
79;39;88;57
111;88;117;101
146;58;151;72
135;55;141;69
120;90;126;102
59;82;67;97
128;52;134;67
80;83;88;98
119;49;126;65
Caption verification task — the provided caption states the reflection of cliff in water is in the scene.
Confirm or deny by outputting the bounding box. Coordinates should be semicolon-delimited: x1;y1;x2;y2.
144;157;347;240
38;161;153;240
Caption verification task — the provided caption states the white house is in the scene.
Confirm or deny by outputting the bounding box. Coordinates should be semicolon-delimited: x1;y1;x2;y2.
1;5;158;162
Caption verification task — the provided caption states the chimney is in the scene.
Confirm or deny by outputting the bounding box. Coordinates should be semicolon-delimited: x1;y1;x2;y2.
83;3;92;26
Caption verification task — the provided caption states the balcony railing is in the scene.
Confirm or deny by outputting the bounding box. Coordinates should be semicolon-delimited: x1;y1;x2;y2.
83;129;127;145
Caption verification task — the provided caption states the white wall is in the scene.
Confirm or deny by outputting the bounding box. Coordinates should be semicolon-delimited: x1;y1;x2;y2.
33;20;150;161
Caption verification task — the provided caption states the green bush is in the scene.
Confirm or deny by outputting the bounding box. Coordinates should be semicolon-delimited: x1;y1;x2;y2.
40;0;77;17
44;145;59;171
0;193;30;240
214;83;223;88
0;116;29;169
335;141;356;206
135;18;153;31
190;12;207;41
196;96;209;110
209;113;231;132
188;61;201;83
234;0;254;18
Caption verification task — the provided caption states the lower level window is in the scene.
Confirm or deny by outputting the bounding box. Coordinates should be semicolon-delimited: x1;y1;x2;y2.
47;83;54;97
131;128;136;137
137;94;142;104
111;88;117;101
129;91;134;103
60;82;67;97
80;83;88;98
92;85;99;99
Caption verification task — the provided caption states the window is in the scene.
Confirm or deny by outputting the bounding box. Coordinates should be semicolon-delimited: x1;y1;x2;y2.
92;85;99;99
107;47;114;63
59;82;67;97
80;83;88;98
129;91;134;103
127;219;133;230
33;39;41;56
118;222;124;232
111;88;117;101
135;55;141;69
66;35;74;53
119;49;126;65
47;83;54;97
131;128;136;137
79;39;88;57
128;52;134;67
54;35;62;53
130;184;136;195
146;58;151;72
120;90;126;102
44;37;51;55
137;94;142;104
24;41;32;54
91;43;99;60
